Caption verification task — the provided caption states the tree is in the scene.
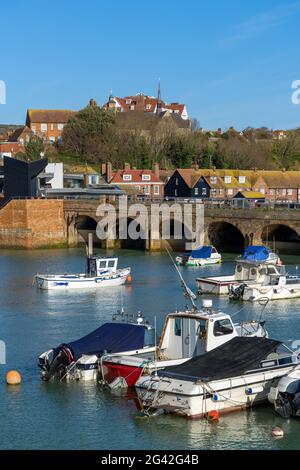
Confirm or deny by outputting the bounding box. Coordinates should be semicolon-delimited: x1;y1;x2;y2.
268;133;300;170
24;136;45;161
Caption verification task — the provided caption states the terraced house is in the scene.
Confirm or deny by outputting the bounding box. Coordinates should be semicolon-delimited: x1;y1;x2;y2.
165;168;300;203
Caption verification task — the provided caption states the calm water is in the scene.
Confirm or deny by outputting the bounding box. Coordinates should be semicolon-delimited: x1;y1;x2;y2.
0;248;300;450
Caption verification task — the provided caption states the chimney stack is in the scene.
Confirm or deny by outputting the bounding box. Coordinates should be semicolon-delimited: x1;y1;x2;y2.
152;162;160;178
124;162;131;170
191;163;199;171
100;162;106;176
106;162;112;182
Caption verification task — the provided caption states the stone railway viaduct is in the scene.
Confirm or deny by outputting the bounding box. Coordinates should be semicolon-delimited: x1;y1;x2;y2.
0;198;299;253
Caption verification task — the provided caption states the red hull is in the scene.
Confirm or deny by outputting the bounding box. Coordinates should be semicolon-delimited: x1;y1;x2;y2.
103;361;144;387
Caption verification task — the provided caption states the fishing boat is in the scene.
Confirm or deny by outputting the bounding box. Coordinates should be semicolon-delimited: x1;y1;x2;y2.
101;300;268;388
176;246;221;267
239;270;300;302
38;313;155;381
135;336;300;419
101;250;267;389
197;246;280;295
35;256;131;290
268;367;300;418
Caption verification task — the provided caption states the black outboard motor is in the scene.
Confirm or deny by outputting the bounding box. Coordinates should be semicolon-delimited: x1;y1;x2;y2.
229;283;246;300
38;345;74;381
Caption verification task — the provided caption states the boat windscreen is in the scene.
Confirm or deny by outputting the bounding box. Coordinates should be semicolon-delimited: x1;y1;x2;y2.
158;336;281;382
66;323;145;360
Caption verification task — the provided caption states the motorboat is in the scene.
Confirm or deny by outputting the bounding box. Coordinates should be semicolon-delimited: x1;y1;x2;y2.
268;367;300;418
35;256;131;290
197;246;280;295
135;336;300;419
101;300;268;388
38;313;155;381
176;246;221;267
239;270;300;302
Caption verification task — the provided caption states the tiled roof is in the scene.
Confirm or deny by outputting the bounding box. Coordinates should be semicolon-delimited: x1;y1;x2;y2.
110;169;163;184
26;109;76;123
9;126;32;142
235;191;266;199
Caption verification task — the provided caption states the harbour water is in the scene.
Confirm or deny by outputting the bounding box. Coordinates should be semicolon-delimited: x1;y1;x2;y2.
0;248;300;450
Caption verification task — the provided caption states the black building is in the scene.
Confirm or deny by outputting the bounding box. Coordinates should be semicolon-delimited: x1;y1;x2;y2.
165;169;211;198
3;156;48;202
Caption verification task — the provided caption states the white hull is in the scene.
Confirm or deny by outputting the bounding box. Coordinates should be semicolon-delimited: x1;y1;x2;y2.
35;268;131;290
243;283;300;301
197;275;236;295
136;364;296;418
177;254;221;267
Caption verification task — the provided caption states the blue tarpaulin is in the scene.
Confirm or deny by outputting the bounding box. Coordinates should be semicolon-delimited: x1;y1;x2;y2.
189;246;212;259
66;323;145;360
242;245;271;262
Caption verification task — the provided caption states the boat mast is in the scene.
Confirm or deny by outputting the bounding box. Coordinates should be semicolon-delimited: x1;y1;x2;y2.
165;247;197;311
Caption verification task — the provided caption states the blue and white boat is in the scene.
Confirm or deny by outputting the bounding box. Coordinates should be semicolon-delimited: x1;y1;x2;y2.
35;256;131;290
176;246;221;267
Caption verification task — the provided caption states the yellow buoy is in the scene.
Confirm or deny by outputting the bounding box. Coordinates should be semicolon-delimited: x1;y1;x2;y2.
6;370;22;385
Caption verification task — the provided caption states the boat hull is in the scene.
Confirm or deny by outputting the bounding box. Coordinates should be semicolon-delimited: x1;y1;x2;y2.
243;283;300;301
35;268;131;290
196;276;236;295
136;365;296;418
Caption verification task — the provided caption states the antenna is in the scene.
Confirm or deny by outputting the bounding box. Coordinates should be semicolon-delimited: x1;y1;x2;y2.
165;246;197;311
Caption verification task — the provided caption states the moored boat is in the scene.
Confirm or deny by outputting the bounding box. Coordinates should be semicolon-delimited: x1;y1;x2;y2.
240;271;300;302
268;367;300;418
197;246;280;295
176;246;221;267
135;336;300;418
35;255;131;290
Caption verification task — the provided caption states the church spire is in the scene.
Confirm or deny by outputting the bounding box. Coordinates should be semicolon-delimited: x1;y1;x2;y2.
156;78;162;115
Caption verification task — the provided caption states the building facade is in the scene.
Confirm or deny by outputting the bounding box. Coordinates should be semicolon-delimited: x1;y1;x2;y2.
26;109;76;142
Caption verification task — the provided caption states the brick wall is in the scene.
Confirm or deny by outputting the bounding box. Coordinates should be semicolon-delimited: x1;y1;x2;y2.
0;199;67;248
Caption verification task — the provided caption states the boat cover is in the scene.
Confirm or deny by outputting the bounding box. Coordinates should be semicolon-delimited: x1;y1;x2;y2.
242;245;271;262
65;323;145;360
189;246;213;259
158;337;281;382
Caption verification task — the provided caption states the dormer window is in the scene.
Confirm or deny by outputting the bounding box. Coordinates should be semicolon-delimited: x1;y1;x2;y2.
210;176;217;184
224;176;232;184
126;99;132;105
239;175;246;184
123;174;132;181
142;174;151;181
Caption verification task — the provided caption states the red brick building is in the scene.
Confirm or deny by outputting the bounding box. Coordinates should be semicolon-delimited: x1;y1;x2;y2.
0;126;33;158
26;109;76;142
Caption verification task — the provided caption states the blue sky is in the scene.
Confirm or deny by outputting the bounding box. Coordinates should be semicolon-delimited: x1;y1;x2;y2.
0;0;300;130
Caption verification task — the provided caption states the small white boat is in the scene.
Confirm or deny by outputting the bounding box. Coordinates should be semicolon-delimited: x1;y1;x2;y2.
197;246;280;295
242;271;300;301
38;313;155;381
176;246;221;267
135;337;300;419
35;256;131;290
101;299;268;388
268;367;300;418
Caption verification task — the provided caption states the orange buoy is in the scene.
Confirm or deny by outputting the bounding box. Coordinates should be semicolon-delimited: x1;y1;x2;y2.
272;427;284;438
127;274;133;283
6;370;22;385
207;410;220;422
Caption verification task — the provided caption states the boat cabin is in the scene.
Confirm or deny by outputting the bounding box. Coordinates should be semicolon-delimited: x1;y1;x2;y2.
234;261;285;283
158;307;238;360
85;256;118;277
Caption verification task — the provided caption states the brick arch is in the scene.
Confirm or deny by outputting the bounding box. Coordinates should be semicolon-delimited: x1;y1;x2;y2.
207;221;245;253
261;223;300;254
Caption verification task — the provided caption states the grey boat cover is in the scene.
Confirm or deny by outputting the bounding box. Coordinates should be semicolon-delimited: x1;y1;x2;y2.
158;337;281;382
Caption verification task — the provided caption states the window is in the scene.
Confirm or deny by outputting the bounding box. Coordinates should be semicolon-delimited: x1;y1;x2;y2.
123;174;132;181
213;319;234;337
50;124;54;131
154;185;160;195
144;185;150;195
175;178;179;186
224;175;232;184
146;104;151;110
210;176;217;184
99;261;107;268
175;189;178;197
287;189;293;195
130;105;135;110
142;174;151;181
108;260;115;268
282;189;287;196
49;136;56;142
57;123;64;131
174;318;182;336
126;99;132;105
202;187;207;196
239;175;246;183
270;189;275;195
260;188;265;194
41;123;48;132
194;187;199;195
31;125;36;133
227;188;233;195
211;189;216;196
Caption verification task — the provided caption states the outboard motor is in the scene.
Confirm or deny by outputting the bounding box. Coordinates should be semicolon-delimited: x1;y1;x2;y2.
229;283;246;300
38;345;74;381
274;370;300;418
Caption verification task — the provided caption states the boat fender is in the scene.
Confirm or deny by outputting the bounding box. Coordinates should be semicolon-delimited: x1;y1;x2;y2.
272;427;284;438
212;393;230;402
245;386;264;395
